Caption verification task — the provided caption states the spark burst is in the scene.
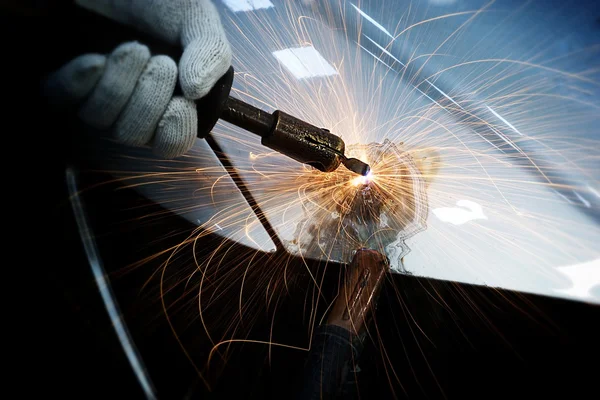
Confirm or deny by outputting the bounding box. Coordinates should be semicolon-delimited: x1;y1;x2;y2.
87;0;600;394
285;140;428;268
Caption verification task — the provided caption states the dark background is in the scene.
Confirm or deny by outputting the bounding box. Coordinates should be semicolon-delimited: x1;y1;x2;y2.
5;1;599;399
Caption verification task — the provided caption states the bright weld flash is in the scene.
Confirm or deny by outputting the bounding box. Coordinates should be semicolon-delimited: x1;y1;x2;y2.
352;170;374;186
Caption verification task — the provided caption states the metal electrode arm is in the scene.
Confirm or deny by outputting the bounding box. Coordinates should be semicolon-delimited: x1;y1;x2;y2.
197;66;370;175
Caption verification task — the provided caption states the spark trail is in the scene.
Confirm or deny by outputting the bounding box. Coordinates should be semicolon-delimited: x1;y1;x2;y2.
88;0;600;394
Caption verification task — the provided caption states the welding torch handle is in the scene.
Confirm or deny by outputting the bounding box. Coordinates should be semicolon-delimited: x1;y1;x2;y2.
201;68;370;175
221;97;274;138
222;94;370;176
197;66;347;172
200;68;369;175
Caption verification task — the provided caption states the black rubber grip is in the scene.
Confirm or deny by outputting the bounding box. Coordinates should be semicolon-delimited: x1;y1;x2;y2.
195;66;235;138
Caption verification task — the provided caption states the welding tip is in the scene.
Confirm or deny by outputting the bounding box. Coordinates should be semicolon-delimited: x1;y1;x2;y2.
342;157;371;176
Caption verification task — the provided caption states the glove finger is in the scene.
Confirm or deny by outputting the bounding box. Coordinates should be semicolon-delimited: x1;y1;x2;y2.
44;54;106;107
179;0;232;99
79;41;151;130
152;96;197;159
114;55;178;147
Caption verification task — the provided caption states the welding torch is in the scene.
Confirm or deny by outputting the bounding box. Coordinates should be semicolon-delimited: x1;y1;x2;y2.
67;3;370;177
196;66;370;176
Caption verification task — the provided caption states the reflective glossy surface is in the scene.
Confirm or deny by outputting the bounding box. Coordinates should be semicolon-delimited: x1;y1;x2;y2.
108;0;600;303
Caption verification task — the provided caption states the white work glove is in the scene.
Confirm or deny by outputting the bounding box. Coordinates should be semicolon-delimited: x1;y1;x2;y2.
44;0;232;159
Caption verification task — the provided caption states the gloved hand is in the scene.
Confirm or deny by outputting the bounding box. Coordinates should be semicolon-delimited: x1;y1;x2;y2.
44;0;232;159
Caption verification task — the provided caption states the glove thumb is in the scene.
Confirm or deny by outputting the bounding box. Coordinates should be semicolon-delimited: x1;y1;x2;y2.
179;0;232;99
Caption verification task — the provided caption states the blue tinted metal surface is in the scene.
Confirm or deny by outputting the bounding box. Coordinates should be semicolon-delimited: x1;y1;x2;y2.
111;1;600;303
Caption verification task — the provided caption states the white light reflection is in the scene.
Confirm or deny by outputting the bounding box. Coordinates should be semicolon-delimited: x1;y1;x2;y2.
488;124;522;153
222;0;273;12
486;105;524;136
588;185;600;199
66;167;156;400
363;34;402;64
574;191;591;208
357;43;394;70
555;259;600;301
350;2;394;39
272;46;338;79
433;200;487;225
